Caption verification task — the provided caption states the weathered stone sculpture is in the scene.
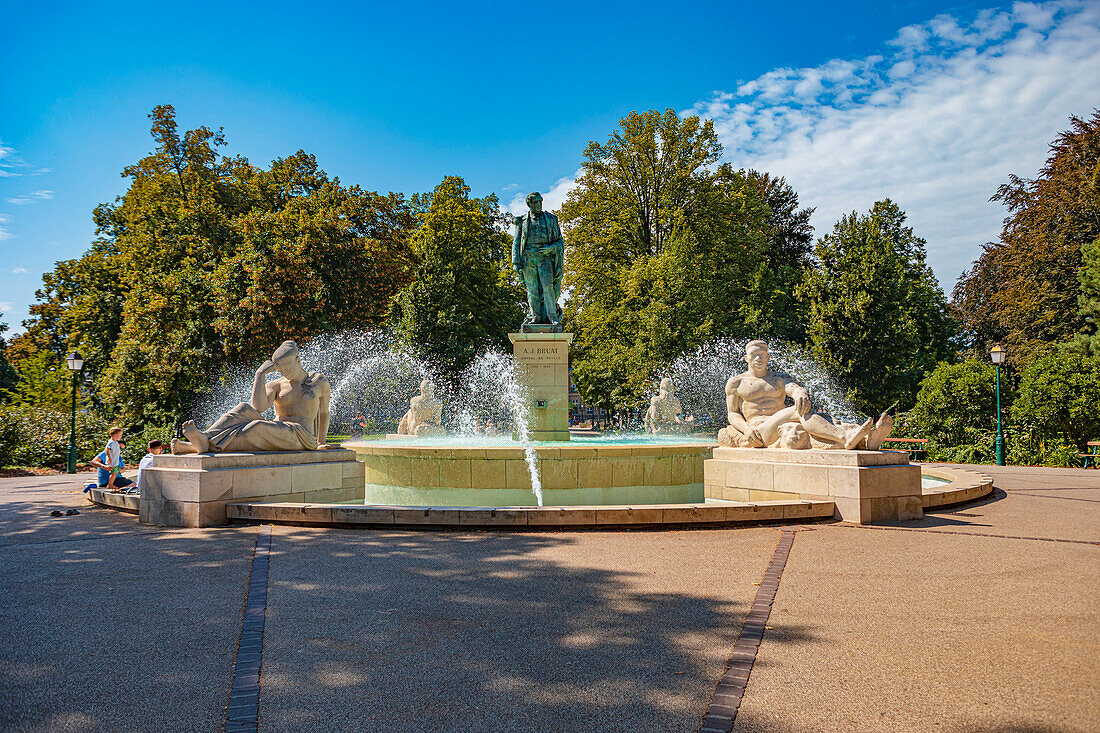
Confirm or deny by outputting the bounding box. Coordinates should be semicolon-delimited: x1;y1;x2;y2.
718;340;892;450
397;379;444;436
643;377;693;434
512;192;565;332
172;341;331;454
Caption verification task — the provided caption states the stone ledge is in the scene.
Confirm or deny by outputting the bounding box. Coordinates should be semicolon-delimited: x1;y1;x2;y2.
151;448;358;470
712;447;909;467
920;466;994;508
87;489;140;514
226;499;835;528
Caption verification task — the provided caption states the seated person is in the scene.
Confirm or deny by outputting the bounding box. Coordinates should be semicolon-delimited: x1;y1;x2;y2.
134;439;164;495
91;436;134;492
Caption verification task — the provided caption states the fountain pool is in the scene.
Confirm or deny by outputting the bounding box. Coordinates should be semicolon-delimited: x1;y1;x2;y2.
344;433;718;507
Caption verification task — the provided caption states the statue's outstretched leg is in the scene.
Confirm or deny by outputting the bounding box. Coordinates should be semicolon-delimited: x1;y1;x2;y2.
800;412;874;450
181;420;211;453
171;438;199;455
864;412;894;450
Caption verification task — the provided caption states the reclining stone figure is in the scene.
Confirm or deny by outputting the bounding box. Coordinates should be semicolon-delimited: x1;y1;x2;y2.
172;341;331;454
718;340;892;450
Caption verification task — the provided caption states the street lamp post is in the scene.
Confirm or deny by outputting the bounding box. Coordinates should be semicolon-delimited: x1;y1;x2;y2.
65;351;84;474
989;343;1006;467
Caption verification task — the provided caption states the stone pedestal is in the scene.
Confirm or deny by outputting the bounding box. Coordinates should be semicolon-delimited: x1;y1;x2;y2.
509;332;573;442
704;447;922;524
139;449;364;527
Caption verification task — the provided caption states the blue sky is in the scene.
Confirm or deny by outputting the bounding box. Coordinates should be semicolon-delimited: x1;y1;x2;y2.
2;0;1098;333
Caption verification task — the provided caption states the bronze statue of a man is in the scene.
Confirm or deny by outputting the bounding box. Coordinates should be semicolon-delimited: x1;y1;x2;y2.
512;192;565;331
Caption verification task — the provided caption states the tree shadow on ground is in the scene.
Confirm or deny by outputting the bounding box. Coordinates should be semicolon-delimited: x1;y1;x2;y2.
0;476;260;732
256;526;820;733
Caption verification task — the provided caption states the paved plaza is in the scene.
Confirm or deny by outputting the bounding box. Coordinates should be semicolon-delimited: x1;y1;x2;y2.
0;465;1097;732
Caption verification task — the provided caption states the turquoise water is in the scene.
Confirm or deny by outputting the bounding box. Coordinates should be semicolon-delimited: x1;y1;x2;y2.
345;433;717;448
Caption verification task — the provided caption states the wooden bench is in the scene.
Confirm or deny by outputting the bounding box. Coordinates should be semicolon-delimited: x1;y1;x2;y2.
881;437;929;461
1080;441;1100;468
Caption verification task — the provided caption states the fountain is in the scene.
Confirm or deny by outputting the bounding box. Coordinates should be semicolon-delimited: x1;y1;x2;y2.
92;190;993;528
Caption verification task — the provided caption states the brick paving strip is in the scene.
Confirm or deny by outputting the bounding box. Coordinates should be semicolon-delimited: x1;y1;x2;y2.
700;529;797;733
225;524;272;733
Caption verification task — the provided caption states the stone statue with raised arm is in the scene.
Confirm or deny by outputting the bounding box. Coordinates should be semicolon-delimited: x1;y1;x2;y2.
718;340;893;450
512;191;565;332
397;379;444;436
643;377;693;434
172;340;332;454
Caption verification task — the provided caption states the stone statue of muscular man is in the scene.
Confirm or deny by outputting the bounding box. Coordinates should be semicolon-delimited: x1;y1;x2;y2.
172;340;332;454
718;340;893;451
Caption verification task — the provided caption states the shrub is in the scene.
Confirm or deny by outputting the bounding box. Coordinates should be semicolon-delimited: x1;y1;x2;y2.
0;405;110;468
1011;351;1100;449
907;359;1000;447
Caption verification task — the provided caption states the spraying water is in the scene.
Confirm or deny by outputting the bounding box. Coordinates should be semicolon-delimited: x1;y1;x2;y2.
664;337;862;426
191;330;547;505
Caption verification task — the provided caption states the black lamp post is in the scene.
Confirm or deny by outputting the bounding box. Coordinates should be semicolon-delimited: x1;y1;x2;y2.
65;351;84;474
989;343;1006;466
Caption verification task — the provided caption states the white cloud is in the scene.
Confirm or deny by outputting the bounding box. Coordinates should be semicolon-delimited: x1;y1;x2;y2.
506;169;582;216
5;189;54;205
11;267;29;274
685;0;1100;287
0;302;15;314
0;214;12;241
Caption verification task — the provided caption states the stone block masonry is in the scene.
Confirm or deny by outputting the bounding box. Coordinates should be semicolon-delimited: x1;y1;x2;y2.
509;332;573;442
139;449;364;527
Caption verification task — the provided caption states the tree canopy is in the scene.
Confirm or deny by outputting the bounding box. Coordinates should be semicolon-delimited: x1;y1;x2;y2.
954;111;1100;363
560;109;814;411
10;105;415;426
802;200;956;413
391;176;524;375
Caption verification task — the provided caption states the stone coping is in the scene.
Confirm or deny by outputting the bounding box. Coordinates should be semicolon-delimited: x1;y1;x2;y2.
712;446;910;466
150;448;359;470
920;465;994;508
86;488;140;514
347;442;716;459
226;499;835;528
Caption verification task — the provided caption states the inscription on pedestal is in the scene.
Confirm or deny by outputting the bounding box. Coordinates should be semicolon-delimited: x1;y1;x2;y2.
515;342;568;364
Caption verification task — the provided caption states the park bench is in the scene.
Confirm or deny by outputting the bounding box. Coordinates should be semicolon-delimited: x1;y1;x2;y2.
881;437;928;461
1080;441;1100;468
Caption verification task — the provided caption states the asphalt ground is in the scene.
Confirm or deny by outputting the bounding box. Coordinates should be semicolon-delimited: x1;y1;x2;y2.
0;465;1097;732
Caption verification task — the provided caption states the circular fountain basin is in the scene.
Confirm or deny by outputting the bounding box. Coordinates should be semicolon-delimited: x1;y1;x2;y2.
344;434;717;507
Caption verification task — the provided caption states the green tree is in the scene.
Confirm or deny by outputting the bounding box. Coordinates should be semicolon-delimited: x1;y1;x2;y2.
802;200;956;413
906;359;999;447
954;112;1100;363
1062;236;1100;357
1011;351;1100;449
561;109;790;412
391;176;524;375
3;350;74;409
16;105;416;427
0;316;17;399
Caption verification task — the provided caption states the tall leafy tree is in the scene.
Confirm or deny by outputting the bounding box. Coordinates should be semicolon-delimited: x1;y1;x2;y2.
0;316;18;399
802;200;956;413
954;112;1100;363
562;109;790;412
391;176;524;375
15;105;416;426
